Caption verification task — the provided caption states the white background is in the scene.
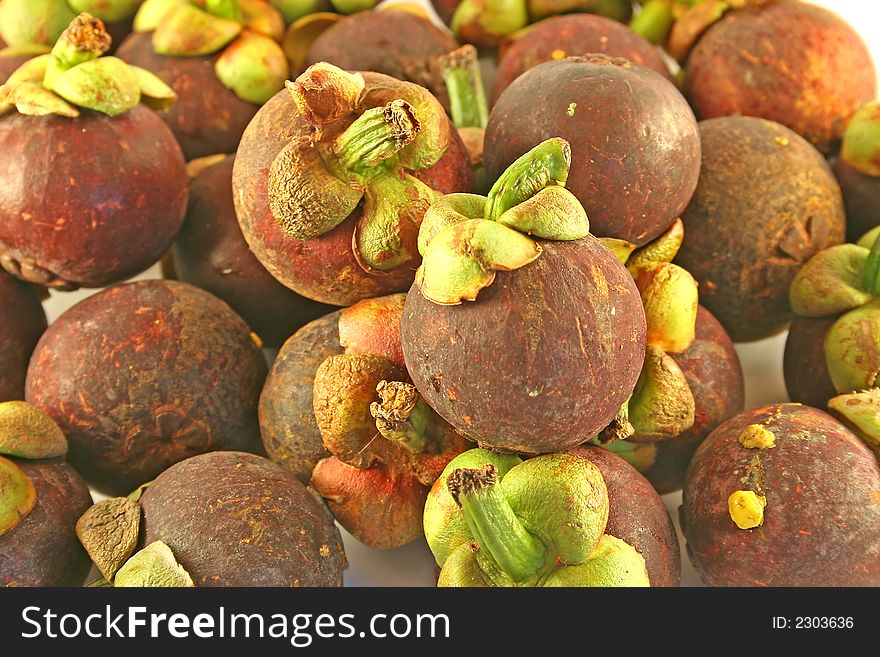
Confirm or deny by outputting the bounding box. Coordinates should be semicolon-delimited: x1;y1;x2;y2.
43;1;880;587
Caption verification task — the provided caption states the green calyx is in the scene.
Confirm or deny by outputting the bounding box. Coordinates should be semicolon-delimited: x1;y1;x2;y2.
608;219;696;441
135;0;287;104
426;450;650;588
824;300;880;394
269;63;449;272
629;0;675;44
0;13;176;118
438;45;487;131
790;244;872;317
841;101;880;177
415;139;589;305
0;0;77;49
114;541;194;587
628;344;696;441
451;0;528;48
0;455;37;537
0;401;68;459
828;388;880;446
215;31;289;105
329;0;380;14
270;0;327;24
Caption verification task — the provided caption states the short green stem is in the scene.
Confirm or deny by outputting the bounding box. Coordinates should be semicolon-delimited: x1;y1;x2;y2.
206;0;242;22
331;99;420;179
447;464;547;582
370;381;431;453
863;232;880;296
629;0;675;44
439;45;488;131
50;13;111;70
484;137;571;220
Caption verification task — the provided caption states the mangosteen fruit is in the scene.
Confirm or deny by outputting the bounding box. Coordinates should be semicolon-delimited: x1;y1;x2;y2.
681;403;880;586
305;8;458;109
0;401;93;586
784;227;880;448
594;220;744;493
402;138;646;454
424;449;650;586
492;14;671;104
170;153;331;348
484;55;700;245
834;101;880;241
0;272;46;402
683;0;876;154
0;14;187;290
77;451;346;586
567;445;680;587
675;116;845;342
26;279;267;495
232;62;471;306
117;0;289;159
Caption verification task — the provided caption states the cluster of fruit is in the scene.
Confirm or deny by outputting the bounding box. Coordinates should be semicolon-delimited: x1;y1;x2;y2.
1;0;878;588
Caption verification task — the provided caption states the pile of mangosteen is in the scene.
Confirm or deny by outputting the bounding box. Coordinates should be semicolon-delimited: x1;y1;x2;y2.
1;0;879;590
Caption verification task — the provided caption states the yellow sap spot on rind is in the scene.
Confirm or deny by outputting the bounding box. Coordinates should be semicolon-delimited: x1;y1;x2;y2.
567;102;577;117
551;49;567;60
728;490;766;530
738;424;775;449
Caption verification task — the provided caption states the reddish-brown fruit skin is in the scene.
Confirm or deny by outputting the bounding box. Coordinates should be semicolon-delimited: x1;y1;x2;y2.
783;316;839;409
0;272;46;402
491;15;671;104
311;456;427;550
833;158;880;242
260;311;342;483
684;1;876;155
676;116;845;342
116;32;259;160
0;52;31;83
306;11;458;109
171;155;332;348
430;0;459;25
568;445;680;587
232;75;471;306
338;294;406;369
402;236;646;454
26;280;267;495
484;56;700;245
682;404;880;587
0;106;187;289
140;451;345;586
634;306;744;494
0;458;93;587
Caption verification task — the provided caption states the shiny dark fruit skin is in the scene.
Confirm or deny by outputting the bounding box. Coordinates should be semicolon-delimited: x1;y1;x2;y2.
259;311;342;483
116;32;259;160
0;271;46;402
491;14;671;104
233;74;471;306
684;1;876;155
140;451;345;586
568;445;679;587
675;116;845;342
783;316;838;409
633;306;744;494
0;52;31;83
402;235;646;454
171;155;332;348
306;10;458;109
484;56;700;245
0;458;93;587
0;105;187;289
681;404;880;587
26;280;267;495
833;158;880;242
